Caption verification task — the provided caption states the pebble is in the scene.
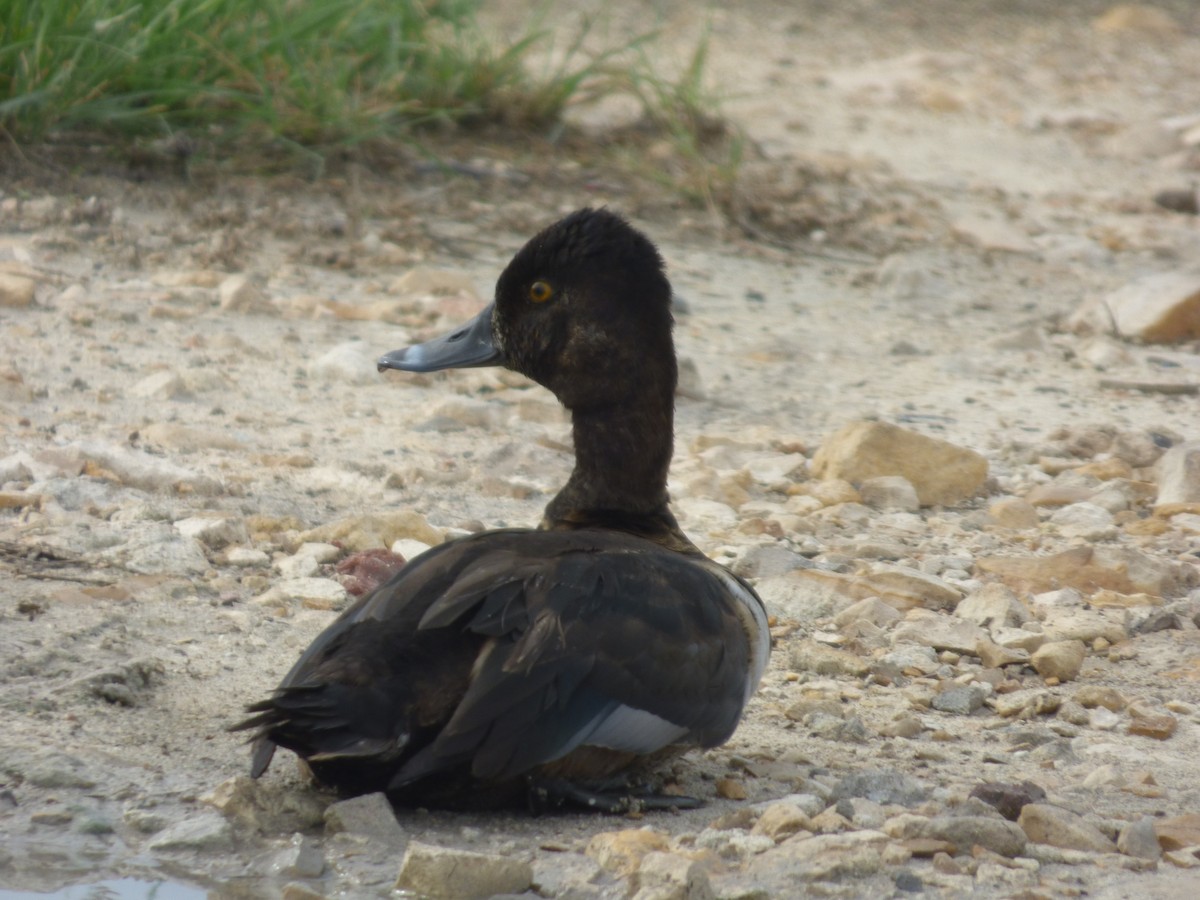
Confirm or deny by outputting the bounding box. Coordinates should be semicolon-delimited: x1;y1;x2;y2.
918;815;1027;859
299;511;443;551
1041;608;1128;644
748;830;890;882
226;547;270;567
1155;813;1200;850
831;769;930;807
132;370;189;400
1017;803;1118;854
587;829;671;877
258;577;348;609
324;793;403;843
394;841;532;900
834;596;902;629
859;475;920;511
990;626;1046;653
174;514;248;549
968;781;1047;821
788;639;870;677
955;583;1027;628
1075;685;1125;711
987;497;1040;529
975;639;1029;668
277;542;341;578
931;683;989;715
0;271;37;307
1117;816;1162;860
313;341;382;385
147;813;234;851
1030;640;1086;682
217;274;270;313
976;545;1180;596
271;835;326;878
1128;711;1178;740
893;610;986;655
751;801;813;842
1154;441;1200;514
1049;502;1117;540
631;851;714;900
731;543;811;579
70;440;220;494
204;776;327;834
811;421;988;507
1089;707;1122;730
1076;269;1200;343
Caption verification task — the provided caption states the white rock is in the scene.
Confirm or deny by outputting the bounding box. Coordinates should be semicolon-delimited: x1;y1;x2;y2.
742;453;806;487
1156;442;1200;510
313;341;381;385
859;476;920;511
218;274;270;313
174;515;248;549
0;271;36;307
1049;502;1116;540
226;547;270;567
955;583;1028;628
264;578;348;607
131;370;188;400
390;538;432;561
395;841;532;899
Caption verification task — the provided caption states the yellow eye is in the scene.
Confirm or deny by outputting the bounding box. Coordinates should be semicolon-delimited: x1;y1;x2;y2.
528;280;554;303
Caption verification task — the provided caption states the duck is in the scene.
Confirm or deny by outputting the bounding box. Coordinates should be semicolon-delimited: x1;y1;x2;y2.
234;208;770;812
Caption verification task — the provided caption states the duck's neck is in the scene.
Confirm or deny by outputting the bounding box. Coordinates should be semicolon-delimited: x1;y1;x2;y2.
541;388;697;553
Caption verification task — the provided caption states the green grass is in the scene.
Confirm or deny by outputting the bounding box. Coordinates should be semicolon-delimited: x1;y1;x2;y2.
0;0;724;154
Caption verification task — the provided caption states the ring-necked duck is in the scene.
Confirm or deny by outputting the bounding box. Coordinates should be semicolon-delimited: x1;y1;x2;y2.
235;208;770;812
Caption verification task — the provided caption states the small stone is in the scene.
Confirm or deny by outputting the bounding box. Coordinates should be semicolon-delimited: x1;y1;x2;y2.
586;829;671;877
751;802;813;842
1030;640;1086;682
969;782;1047;821
918;815;1027;858
300;511;442;552
976;545;1180;596
831;769;930;807
1094;4;1182;37
226;547;270;567
976;639;1029;669
174;514;248;549
281;884;325;900
1155;813;1200;851
394;841;532;900
716;778;748;800
1118;816;1162;860
271;835;326;878
1041;608;1128;645
987;497;1039;529
1075;268;1200;343
956;583;1027;628
931;684;989;716
893;610;986;655
1155;442;1200;513
0;272;37;307
859;476;920;511
1163;849;1200;868
313;342;381;385
147;813;234;851
324;793;403;843
1049;502;1116;540
204;776;327;834
631;851;714;900
1128;712;1178;740
132;370;188;400
1090;707;1122;730
787;639;870;677
218;274;270;313
732;543;810;579
811;421;987;507
750;830;891;882
1075;686;1126;711
1017;803;1118;854
990;627;1046;653
260;578;348;610
834;596;903;629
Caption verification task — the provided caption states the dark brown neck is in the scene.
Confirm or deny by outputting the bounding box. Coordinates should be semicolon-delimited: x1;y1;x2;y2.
541;389;698;554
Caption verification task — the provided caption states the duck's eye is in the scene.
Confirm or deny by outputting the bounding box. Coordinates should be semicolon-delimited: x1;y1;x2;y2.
528;280;554;303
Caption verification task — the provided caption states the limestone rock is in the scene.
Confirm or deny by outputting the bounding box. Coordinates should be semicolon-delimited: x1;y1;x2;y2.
174;514;248;549
0;271;37;307
1081;269;1200;342
893;610;986;655
313;341;382;385
1030;640;1086;682
1155;442;1200;513
1018;804;1118;854
1041;608;1128;644
811;421;988;507
747;830;890;883
917;815;1027;858
1118;817;1162;860
587;829;671;877
987;497;1039;529
976;546;1181;596
631;851;715;900
859;475;920;511
1155;813;1200;851
1049;502;1116;540
300;511;443;551
976;639;1029;668
324;793;403;843
147;813;233;852
955;583;1027;628
218;274;270;313
752;802;813;842
395;841;532;900
132;370;188;400
204;776;328;835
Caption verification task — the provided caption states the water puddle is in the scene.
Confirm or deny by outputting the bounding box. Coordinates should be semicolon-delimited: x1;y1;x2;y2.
0;880;207;900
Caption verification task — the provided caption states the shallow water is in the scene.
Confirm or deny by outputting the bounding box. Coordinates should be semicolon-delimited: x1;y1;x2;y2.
0;880;206;900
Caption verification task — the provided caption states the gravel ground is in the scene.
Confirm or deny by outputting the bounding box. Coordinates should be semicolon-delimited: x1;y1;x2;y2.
2;2;1200;898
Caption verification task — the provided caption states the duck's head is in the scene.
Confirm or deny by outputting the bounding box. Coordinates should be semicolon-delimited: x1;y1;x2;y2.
378;208;675;411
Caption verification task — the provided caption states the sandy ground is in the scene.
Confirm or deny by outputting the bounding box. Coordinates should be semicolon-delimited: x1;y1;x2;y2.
2;1;1200;897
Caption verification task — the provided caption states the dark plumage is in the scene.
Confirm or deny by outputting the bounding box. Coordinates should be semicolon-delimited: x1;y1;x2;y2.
234;208;770;811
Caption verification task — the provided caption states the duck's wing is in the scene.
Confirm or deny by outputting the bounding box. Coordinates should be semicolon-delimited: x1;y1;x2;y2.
391;530;769;787
238;531;530;777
